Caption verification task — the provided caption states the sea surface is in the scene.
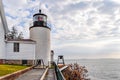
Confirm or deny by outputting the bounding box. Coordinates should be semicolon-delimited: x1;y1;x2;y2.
64;59;120;80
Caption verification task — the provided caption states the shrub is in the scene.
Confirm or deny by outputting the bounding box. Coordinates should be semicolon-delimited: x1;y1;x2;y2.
62;63;90;80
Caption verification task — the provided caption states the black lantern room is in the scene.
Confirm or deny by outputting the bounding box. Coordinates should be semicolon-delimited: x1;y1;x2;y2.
33;10;47;27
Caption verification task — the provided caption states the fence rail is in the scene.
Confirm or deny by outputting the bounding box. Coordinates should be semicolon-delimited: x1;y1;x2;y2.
53;62;66;80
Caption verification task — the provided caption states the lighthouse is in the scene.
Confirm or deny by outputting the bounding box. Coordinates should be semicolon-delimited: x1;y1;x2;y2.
30;10;51;66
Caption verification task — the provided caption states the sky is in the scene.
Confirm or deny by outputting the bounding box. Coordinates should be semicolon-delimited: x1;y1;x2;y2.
2;0;120;59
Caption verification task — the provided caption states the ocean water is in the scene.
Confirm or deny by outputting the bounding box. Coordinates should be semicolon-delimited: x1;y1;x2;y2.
64;59;120;80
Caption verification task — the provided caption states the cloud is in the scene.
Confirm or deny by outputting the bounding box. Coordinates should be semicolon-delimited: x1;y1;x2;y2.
53;38;120;59
62;1;90;13
4;0;27;9
97;0;120;15
3;0;120;39
50;0;120;41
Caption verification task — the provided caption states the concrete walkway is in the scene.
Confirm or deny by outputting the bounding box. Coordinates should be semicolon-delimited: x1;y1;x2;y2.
15;69;45;80
44;69;55;80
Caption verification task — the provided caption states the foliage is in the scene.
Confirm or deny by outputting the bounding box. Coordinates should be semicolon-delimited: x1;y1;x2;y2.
7;26;24;39
0;64;28;76
50;64;54;69
18;32;24;39
62;63;90;80
58;64;65;68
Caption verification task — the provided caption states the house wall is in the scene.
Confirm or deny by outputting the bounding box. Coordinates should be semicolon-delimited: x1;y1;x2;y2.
0;0;9;64
6;42;35;60
0;12;6;61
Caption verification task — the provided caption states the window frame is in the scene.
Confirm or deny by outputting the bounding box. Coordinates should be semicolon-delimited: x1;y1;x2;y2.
13;43;19;52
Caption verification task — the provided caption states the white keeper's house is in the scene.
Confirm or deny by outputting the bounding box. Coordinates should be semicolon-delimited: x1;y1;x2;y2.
0;0;52;66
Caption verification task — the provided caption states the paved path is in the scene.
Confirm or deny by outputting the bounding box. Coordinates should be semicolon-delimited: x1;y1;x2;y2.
44;69;55;80
15;69;45;80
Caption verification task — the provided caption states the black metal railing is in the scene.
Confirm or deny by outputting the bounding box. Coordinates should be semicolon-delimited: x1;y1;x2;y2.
53;62;65;80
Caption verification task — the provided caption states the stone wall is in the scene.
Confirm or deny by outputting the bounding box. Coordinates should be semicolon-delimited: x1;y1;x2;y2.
5;60;21;64
5;60;34;65
27;60;34;65
0;59;4;64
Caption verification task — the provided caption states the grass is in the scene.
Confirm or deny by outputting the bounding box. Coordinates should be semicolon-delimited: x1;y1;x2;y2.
49;64;54;69
0;64;28;77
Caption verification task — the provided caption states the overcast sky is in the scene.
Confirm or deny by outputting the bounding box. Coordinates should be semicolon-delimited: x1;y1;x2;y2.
3;0;120;59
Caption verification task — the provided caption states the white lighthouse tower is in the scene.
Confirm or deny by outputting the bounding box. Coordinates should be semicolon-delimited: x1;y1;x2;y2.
30;10;51;66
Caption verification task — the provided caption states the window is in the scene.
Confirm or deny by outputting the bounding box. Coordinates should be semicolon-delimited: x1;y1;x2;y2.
14;43;19;52
33;15;47;22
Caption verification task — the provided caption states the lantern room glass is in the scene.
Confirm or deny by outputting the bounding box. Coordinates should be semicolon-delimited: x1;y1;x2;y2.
33;15;47;22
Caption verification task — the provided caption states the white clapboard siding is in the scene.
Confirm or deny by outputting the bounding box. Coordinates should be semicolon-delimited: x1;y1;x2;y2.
0;0;8;59
0;14;6;59
6;42;35;60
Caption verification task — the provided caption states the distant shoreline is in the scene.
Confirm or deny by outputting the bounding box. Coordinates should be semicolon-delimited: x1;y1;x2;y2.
55;58;120;61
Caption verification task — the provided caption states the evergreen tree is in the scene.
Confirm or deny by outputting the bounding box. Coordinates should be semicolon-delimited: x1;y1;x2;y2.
18;32;24;39
7;26;24;39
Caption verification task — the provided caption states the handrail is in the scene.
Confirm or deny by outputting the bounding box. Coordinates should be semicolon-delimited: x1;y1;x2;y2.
59;66;68;71
40;68;48;80
53;62;66;80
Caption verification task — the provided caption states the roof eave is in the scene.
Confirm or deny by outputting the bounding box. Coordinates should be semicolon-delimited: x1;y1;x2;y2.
0;0;9;34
